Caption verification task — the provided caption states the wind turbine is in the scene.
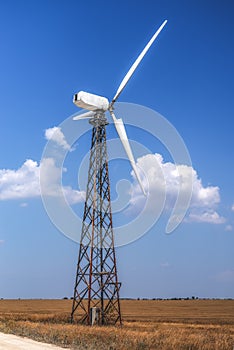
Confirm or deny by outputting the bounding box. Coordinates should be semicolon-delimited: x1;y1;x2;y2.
71;20;167;326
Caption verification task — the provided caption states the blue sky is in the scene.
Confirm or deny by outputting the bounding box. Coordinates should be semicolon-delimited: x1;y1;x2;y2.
0;0;234;299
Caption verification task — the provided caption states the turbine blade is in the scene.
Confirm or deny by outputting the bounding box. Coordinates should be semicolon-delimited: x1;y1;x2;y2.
111;20;167;104
110;111;146;196
73;111;95;120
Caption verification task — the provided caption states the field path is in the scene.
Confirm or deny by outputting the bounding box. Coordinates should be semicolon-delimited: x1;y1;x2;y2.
0;332;70;350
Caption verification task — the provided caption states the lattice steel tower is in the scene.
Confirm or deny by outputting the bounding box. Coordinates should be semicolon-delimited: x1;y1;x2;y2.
71;112;122;326
70;19;167;326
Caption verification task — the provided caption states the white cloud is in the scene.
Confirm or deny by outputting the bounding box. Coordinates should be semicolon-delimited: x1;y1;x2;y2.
0;159;40;200
129;153;224;224
0;240;4;245
0;158;84;205
0;152;225;226
188;211;225;224
231;204;234;212
225;224;233;231
40;157;84;204
20;202;28;207
45;127;71;151
63;186;85;205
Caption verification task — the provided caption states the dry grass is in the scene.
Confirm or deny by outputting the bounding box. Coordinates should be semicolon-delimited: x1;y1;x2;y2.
0;299;234;349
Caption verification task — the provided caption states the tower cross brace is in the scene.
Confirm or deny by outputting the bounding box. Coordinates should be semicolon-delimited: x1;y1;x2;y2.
71;112;122;326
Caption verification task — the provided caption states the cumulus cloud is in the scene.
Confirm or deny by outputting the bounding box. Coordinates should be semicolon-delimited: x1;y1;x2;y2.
129;153;224;224
0;158;84;205
45;127;71;151
0;151;225;226
188;211;225;224
40;157;84;204
0;159;40;200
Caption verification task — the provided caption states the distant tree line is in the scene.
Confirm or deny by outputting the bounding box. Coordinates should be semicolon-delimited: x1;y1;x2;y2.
60;296;234;301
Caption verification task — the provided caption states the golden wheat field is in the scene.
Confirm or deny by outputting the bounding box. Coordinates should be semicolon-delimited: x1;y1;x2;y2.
0;299;234;349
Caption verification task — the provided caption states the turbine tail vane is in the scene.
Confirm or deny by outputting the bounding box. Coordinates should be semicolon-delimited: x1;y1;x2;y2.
110;111;146;196
111;20;167;105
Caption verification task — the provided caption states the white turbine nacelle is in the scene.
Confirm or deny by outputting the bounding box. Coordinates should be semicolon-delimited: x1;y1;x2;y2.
73;91;109;112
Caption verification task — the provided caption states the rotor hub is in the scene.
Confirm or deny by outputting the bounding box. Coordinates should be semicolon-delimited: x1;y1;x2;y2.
89;111;108;126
